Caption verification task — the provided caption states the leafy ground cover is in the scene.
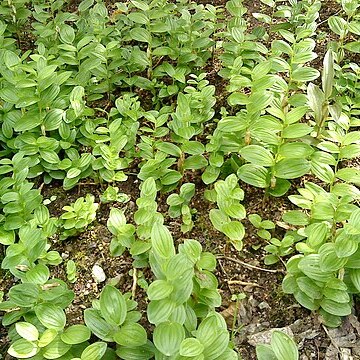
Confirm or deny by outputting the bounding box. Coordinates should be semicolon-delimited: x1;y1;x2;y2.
0;0;360;359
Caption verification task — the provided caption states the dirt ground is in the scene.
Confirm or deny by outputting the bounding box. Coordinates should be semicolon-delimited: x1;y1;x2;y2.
1;0;360;359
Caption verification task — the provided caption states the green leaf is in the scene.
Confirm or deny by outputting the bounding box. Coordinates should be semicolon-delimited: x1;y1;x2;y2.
350;269;360;292
307;83;325;123
222;221;245;242
161;171;182;186
319;309;342;328
113;323;147;347
78;0;94;11
100;285;127;326
201;327;229;359
147;299;176;324
311;161;334;184
323;288;350;304
209;209;229;232
42;336;71;359
84;309;113;341
294;290;318;311
285;106;308;124
296;277;322;299
256;344;277;360
147;280;173;301
4;50;20;69
116;342;154;360
260;0;275;5
8;339;38;359
237;164;269;188
153;322;185;356
59;24;75;44
70;86;85;118
130;28;151;43
322;50;334;98
274;159;310;179
271;331;299;360
128;12;149;24
61;325;91;345
35;304;66;331
156;143;181;157
130;0;149;10
0;228;15;245
180;338;204;357
282;124;312;138
334;232;358;258
15;322;39;341
240;145;274;166
38;329;57;348
130;241;151;256
320;299;351;317
197;253;216;272
231;27;244;43
9;284;39;307
336;168;360;185
319;243;347;272
183;155;208;170
312;201;335;221
282;210;309;225
298;254;332;283
14;113;42;132
40;150;60;164
328;16;347;37
216;117;247;132
292;67;320;82
340;144;360;160
306;223;328;249
151;223;175;259
81;342;107;360
344;41;360;53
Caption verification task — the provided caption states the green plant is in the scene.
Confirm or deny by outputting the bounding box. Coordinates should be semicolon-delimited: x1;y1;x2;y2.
2;0;360;358
60;194;98;240
0;0;31;39
100;186;130;204
167;182;195;233
107;207;136;258
206;174;246;250
1;225;62;278
134;177;163;242
307;49;334;138
145;222;237;358
282;182;360;327
249;213;296;265
0;154;43;231
84;285;148;356
0;265;74;354
66;260;77;283
264;235;296;266
328;0;360;61
248;213;275;241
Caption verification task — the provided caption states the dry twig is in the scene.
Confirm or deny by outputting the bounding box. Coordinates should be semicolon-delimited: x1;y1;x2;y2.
131;268;137;299
218;255;283;274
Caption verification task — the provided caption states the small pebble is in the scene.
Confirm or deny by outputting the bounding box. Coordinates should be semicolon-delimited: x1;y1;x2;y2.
258;301;270;310
92;264;106;283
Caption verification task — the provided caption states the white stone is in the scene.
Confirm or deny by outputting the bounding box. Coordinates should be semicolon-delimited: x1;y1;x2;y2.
92;264;106;283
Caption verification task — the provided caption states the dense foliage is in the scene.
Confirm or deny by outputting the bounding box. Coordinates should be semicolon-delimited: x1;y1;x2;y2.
0;0;359;359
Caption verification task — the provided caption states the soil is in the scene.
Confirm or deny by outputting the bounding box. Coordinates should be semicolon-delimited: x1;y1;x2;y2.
1;1;360;360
